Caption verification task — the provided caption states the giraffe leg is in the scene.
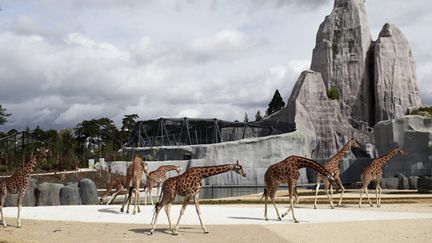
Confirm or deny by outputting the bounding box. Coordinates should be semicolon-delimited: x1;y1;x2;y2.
144;188;148;205
150;204;163;235
359;186;364;208
151;186;156;206
164;203;173;230
17;192;24;228
106;190;121;205
172;197;190;235
324;180;334;209
336;178;345;207
365;187;373;207
0;188;7;227
133;185;141;214
264;188;269;221
121;186;133;213
286;181;299;223
194;194;208;233
378;184;383;207
269;187;281;220
313;180;321;209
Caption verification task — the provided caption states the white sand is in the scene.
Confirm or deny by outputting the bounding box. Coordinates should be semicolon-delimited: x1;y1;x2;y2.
3;204;432;225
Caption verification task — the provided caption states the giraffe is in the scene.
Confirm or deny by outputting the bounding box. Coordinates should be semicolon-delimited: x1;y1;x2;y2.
99;175;128;205
120;155;148;214
0;146;48;228
150;161;246;235
313;138;361;209
144;165;181;205
263;155;337;223
359;147;406;208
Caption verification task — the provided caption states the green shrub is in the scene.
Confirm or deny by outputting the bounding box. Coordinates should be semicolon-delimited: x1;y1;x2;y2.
327;86;340;100
410;106;432;117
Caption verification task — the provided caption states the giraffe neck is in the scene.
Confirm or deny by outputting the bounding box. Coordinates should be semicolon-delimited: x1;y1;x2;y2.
296;157;332;177
377;149;399;167
326;140;352;167
197;164;233;179
159;165;178;173
11;156;37;178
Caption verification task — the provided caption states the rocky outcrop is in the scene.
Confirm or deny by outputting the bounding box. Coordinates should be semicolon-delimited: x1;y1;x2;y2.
374;115;432;177
311;0;372;119
60;183;81;205
35;182;63;206
418;176;432;193
270;71;355;158
374;23;422;121
78;178;99;205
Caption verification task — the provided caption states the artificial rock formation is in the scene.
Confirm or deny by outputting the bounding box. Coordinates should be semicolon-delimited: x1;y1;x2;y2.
271;71;355;158
311;0;372;119
275;0;422;159
374;23;422;121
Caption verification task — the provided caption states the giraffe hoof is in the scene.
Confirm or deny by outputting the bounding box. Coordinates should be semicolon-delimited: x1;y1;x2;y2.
370;205;373;207
294;220;299;224
314;206;317;210
203;231;209;234
359;205;362;208
277;217;282;221
172;231;178;236
377;205;381;208
264;218;269;221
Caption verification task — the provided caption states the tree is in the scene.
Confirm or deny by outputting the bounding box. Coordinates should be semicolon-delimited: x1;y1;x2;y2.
244;113;249;123
121;114;139;131
265;89;285;116
255;110;263;121
0;104;11;126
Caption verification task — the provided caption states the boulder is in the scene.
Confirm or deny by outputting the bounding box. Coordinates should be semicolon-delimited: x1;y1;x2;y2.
60;184;81;205
374;23;422;121
397;174;409;190
418;176;432;193
35;182;63;206
380;178;399;189
78;178;99;205
409;176;419;190
4;178;37;207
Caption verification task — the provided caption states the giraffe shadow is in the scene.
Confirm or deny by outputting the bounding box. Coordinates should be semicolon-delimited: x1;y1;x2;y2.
228;216;278;221
130;226;204;236
97;207;123;214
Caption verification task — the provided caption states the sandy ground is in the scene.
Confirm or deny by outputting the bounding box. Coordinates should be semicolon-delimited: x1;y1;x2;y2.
1;203;432;243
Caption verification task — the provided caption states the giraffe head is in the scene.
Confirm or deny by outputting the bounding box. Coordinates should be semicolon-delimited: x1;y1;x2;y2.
175;166;182;175
230;161;246;177
349;137;361;149
394;147;407;156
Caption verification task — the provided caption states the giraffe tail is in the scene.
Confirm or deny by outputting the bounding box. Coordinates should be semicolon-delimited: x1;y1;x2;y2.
259;188;267;201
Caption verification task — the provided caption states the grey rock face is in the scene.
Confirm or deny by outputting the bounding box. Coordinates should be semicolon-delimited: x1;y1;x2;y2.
374;116;432;177
60;184;81;205
409;176;419;190
418;176;432;193
4;178;37;207
35;182;63;206
78;178;99;205
380;178;399;189
374;23;422;121
270;71;355;158
311;0;372;119
397;173;409;190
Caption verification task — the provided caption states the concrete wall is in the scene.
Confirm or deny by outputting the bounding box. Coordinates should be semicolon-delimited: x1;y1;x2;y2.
374;115;432;177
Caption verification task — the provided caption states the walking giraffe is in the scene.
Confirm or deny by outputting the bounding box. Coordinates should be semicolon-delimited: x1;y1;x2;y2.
120;155;149;214
263;155;337;223
144;165;181;205
150;161;246;235
313;138;361;209
359;147;406;208
99;175;128;205
0;146;48;228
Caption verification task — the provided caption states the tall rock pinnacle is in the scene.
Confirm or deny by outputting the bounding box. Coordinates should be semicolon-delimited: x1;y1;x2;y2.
311;0;372;119
374;23;422;121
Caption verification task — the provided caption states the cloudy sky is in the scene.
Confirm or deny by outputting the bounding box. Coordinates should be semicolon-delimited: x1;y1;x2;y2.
0;0;431;131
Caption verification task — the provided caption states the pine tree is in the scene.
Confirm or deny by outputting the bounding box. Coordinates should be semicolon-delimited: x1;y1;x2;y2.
255;110;263;121
0;104;11;126
265;89;285;116
244;113;249;123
